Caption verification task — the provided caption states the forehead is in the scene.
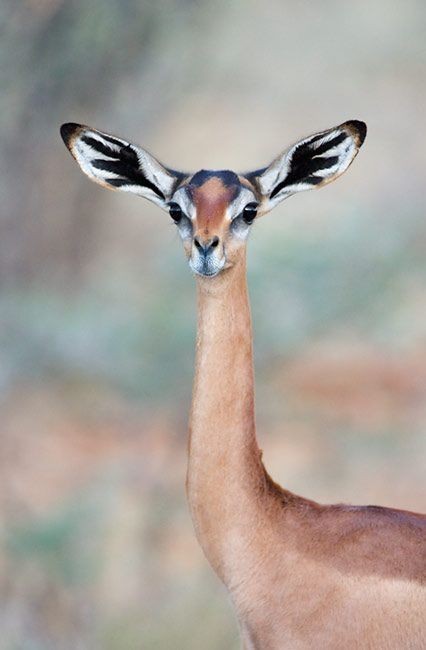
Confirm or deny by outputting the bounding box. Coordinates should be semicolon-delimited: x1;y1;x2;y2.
188;171;240;230
189;170;240;208
178;170;255;223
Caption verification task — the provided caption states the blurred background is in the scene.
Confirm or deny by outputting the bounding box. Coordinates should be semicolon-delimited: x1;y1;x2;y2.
1;1;425;648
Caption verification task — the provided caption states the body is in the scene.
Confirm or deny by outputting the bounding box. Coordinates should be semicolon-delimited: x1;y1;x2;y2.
61;119;426;648
187;256;426;650
188;254;425;649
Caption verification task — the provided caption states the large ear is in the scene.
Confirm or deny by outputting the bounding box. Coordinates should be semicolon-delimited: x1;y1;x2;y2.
60;123;186;210
246;120;367;213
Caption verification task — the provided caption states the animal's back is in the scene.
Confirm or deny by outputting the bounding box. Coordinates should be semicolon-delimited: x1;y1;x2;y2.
234;488;426;649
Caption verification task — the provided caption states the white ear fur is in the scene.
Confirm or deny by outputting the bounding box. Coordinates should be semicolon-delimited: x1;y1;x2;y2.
60;123;184;210
250;120;366;212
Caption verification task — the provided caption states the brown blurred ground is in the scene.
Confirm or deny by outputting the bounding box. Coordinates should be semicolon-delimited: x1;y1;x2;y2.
1;1;425;648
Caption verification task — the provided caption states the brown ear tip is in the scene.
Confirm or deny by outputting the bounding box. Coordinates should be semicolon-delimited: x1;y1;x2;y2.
60;122;81;147
345;120;367;146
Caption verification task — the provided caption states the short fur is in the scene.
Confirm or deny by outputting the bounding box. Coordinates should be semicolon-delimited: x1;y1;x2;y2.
60;119;426;648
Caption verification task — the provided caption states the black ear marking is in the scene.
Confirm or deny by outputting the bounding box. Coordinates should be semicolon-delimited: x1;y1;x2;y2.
309;132;347;157
270;152;339;198
81;135;119;159
345;120;367;145
121;144;139;164
60;123;184;205
60;122;80;147
247;119;367;209
91;151;166;199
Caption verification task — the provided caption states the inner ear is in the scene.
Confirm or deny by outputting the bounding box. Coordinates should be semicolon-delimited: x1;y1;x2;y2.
269;130;348;198
60;123;186;210
247;120;367;210
88;138;166;198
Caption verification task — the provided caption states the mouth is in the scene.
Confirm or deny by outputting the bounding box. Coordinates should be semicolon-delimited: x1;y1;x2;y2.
189;256;225;278
194;268;219;277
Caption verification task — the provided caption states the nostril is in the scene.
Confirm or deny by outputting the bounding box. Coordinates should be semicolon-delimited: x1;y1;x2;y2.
194;236;219;254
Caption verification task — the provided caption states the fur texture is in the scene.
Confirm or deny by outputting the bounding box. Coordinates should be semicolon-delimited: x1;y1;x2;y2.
61;119;426;648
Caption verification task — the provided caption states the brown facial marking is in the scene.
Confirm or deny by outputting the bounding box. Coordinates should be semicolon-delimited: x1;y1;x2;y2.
192;178;236;241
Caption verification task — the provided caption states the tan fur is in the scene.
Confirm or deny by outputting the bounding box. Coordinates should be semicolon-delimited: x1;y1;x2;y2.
60;119;426;647
187;249;426;649
192;177;235;241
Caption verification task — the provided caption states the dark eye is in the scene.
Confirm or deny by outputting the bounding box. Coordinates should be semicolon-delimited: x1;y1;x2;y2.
242;202;258;224
169;202;183;223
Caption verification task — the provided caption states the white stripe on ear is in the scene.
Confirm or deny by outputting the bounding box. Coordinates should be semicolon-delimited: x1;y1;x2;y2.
247;120;366;212
60;123;185;210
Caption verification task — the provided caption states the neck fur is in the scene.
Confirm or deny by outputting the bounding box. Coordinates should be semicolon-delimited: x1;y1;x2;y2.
187;251;269;578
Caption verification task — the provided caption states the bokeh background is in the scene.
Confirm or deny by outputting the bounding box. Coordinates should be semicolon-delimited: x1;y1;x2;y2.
1;1;425;648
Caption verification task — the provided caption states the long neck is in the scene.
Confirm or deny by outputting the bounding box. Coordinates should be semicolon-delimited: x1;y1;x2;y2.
187;251;268;578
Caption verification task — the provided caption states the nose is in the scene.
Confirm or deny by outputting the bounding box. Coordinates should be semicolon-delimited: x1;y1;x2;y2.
193;236;220;256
